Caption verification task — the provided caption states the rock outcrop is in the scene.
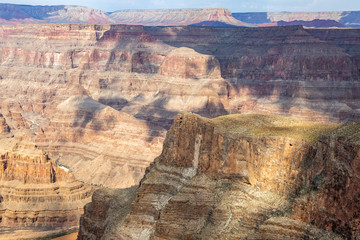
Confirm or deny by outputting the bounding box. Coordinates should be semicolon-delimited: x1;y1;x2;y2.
78;113;360;239
0;136;93;228
0;23;359;189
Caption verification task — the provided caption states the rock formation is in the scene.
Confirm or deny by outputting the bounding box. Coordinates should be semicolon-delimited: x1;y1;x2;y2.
0;136;93;229
0;23;359;189
109;8;248;27
233;11;360;28
1;4;360;28
0;3;119;24
78;112;360;239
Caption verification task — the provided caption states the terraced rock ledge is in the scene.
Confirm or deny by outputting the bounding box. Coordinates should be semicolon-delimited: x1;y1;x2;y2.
78;113;360;239
0;136;93;231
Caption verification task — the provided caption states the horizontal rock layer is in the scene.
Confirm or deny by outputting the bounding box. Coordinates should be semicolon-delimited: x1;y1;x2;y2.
1;4;360;28
0;24;359;189
0;138;93;228
232;11;360;28
78;113;360;239
110;8;247;26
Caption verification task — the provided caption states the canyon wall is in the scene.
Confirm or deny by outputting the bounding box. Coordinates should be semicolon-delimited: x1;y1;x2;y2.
0;4;119;24
0;24;359;189
233;11;360;28
1;4;360;28
109;8;247;26
0;136;93;228
78;113;360;239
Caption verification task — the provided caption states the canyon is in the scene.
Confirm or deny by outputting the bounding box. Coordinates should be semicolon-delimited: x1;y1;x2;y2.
78;112;360;239
0;22;359;238
0;23;359;190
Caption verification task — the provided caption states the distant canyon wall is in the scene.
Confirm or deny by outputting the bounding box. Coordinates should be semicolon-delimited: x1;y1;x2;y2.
233;11;360;28
1;4;360;28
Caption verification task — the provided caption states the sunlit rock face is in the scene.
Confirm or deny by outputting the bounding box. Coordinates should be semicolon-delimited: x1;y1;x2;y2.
78;113;360;239
0;137;93;228
0;24;359;189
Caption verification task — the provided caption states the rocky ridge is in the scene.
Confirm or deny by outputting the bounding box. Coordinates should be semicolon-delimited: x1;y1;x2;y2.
78;112;360;239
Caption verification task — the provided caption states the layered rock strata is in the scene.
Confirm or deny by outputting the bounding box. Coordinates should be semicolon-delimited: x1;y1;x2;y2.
78;113;360;239
0;137;93;228
232;11;360;28
109;8;247;26
0;4;119;24
0;24;359;188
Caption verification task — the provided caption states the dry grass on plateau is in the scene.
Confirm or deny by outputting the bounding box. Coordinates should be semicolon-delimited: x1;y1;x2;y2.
210;114;340;143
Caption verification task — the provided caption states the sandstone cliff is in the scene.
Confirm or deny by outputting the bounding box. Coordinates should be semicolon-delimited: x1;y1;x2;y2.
0;136;93;229
78;113;360;239
0;23;359;190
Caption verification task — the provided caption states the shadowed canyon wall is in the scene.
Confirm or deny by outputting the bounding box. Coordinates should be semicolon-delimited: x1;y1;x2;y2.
0;24;359;189
78;113;360;239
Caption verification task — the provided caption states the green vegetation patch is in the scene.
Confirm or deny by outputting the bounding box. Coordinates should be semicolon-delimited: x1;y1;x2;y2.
210;114;339;143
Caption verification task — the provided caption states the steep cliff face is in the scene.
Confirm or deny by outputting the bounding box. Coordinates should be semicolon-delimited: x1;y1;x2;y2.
0;137;93;228
0;24;359;189
78;113;359;239
291;123;360;238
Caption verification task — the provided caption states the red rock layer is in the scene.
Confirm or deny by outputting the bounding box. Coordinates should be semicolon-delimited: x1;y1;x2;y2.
0;138;93;228
0;152;73;183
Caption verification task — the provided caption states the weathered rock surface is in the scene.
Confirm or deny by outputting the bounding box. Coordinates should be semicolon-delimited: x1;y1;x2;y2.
0;136;93;228
78;113;360;239
0;23;359;189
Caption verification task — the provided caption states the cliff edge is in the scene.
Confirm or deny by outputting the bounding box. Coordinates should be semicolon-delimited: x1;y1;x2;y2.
78;113;360;239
